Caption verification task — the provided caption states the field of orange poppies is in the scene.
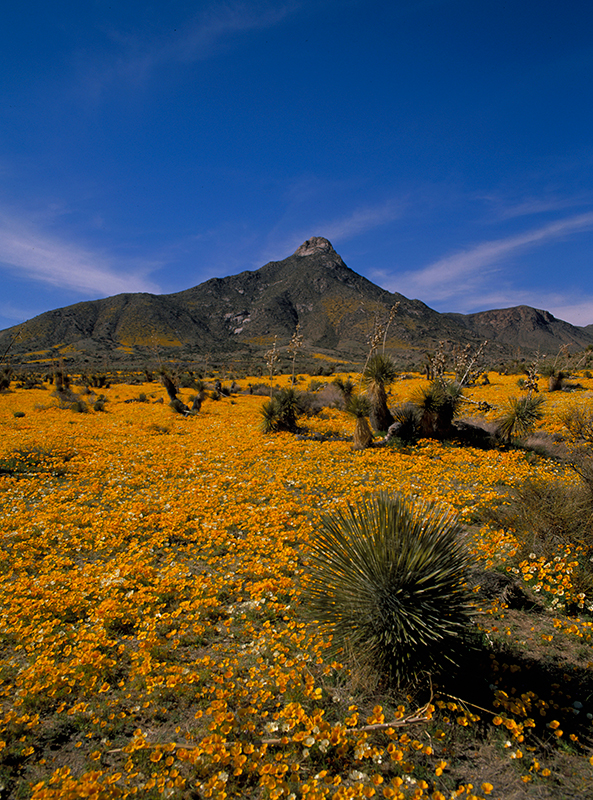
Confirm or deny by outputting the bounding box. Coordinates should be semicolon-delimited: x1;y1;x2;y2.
1;371;593;799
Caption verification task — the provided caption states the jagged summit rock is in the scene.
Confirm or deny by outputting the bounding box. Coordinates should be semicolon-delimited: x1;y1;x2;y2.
294;237;336;257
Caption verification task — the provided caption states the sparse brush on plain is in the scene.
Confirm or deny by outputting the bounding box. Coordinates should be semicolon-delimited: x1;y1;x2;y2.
345;394;373;449
496;393;545;443
304;492;474;685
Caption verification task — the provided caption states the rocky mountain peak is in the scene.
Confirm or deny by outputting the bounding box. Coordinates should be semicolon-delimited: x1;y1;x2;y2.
293;237;335;257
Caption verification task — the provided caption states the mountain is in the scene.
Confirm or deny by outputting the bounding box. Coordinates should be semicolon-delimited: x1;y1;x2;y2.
2;236;593;371
443;306;593;355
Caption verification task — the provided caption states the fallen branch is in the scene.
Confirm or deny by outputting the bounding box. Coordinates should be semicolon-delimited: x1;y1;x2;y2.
262;701;434;745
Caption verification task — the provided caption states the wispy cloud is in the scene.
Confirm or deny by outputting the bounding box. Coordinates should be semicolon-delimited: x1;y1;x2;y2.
258;199;406;264
0;214;161;297
485;193;593;221
322;202;406;242
389;211;593;303
84;1;300;94
175;1;300;63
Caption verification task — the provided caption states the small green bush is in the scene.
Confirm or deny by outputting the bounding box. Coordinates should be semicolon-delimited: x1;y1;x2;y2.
13;411;25;418
304;492;474;684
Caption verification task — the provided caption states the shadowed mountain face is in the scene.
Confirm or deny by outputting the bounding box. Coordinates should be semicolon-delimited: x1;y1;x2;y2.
2;236;593;369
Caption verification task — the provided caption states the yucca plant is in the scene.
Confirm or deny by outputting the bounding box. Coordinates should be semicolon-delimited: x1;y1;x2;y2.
304;492;474;685
259;388;303;433
346;394;373;450
496;393;546;443
364;354;397;433
333;377;356;407
540;364;565;392
412;378;463;439
390;402;422;444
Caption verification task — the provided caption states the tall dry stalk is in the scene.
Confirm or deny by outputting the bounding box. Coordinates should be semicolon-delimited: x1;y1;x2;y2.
287;323;303;385
265;336;279;397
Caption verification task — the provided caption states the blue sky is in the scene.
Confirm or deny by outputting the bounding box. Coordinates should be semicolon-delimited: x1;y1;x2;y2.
2;0;593;333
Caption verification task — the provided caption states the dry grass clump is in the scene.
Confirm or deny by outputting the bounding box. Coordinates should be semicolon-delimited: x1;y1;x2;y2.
560;400;593;443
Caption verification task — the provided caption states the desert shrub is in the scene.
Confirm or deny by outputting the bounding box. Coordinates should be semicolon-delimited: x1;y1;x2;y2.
540;363;566;391
178;372;196;389
247;383;272;396
295;391;324;417
85;373;108;389
412;378;464;439
485;464;593;601
15;373;44;390
169;398;190;415
496;394;545;443
389;402;421;444
560;401;593;444
69;400;87;413
307;379;324;392
304;492;474;685
312;383;344;410
13;411;25;418
0;367;13;391
260;388;304;433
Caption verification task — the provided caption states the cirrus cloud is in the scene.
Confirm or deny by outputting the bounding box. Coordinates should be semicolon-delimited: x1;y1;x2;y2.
0;213;161;297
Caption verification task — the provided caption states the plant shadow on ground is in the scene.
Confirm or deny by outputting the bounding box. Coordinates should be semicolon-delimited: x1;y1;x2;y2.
420;599;593;799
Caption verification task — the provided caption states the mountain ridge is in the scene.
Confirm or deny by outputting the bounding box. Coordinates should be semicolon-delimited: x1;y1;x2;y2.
2;237;592;370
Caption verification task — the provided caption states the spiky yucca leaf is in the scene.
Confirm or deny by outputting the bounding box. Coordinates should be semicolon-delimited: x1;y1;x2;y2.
260;398;280;432
496;393;546;442
305;493;473;684
345;394;371;418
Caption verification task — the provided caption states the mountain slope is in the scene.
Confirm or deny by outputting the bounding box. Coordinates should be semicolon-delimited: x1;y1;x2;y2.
1;237;592;370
